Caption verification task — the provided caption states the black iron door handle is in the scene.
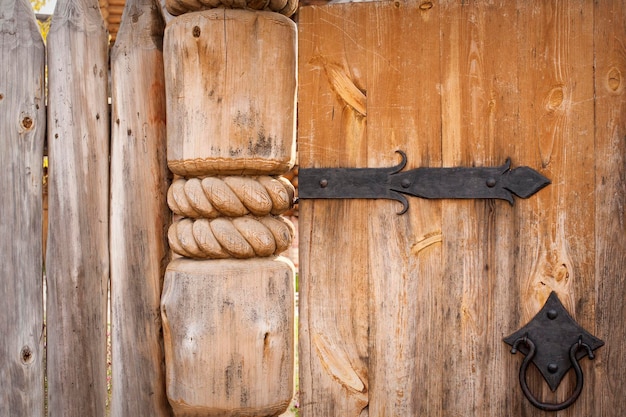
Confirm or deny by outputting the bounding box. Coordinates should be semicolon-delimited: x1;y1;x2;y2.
511;335;594;412
504;292;604;412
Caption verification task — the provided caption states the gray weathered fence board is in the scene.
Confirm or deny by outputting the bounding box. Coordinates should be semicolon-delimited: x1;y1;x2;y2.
45;0;110;415
0;0;46;414
109;0;172;415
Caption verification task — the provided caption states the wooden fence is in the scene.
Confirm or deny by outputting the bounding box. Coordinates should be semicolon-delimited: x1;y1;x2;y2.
2;0;626;416
2;0;172;414
2;0;300;415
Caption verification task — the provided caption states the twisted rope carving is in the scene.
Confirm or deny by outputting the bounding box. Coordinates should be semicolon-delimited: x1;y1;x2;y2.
165;0;298;18
168;175;295;219
168;215;294;259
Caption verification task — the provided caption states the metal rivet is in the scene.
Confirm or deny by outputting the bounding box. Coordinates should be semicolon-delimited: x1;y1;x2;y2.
547;309;558;320
320;179;328;188
486;177;497;187
401;179;411;188
547;363;559;374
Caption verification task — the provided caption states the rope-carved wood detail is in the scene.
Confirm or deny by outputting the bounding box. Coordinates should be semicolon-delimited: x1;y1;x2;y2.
168;215;294;259
165;0;299;18
168;176;295;218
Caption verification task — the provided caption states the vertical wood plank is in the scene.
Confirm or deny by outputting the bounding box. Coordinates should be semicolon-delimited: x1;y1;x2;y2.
0;0;45;414
109;0;172;415
364;2;443;416
298;5;370;416
515;1;596;414
437;2;525;415
46;0;110;414
593;1;626;415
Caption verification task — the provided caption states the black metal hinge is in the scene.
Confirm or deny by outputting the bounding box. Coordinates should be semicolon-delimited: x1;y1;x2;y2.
298;151;550;214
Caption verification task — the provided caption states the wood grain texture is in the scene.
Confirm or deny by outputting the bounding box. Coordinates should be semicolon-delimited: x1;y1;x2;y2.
364;2;443;416
45;0;110;415
298;5;370;416
161;257;295;416
593;1;626;414
109;0;172;415
163;9;296;176
514;2;596;414
298;1;620;416
0;0;45;415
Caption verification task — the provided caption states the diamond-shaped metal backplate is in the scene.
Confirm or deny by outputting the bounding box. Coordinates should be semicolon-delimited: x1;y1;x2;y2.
504;292;604;391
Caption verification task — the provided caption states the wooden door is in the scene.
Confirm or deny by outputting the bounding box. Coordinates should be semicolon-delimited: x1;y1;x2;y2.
297;1;625;416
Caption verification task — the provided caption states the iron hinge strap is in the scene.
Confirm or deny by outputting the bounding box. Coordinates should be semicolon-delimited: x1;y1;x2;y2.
298;151;550;214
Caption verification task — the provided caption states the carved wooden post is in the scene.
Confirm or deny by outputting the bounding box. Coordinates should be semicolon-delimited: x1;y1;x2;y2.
161;1;297;415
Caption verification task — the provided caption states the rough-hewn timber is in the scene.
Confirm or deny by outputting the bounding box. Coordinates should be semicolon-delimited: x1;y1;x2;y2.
0;0;45;414
46;0;110;414
109;0;172;415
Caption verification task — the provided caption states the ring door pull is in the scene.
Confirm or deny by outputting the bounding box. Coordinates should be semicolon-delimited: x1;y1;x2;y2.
511;336;594;411
504;292;604;412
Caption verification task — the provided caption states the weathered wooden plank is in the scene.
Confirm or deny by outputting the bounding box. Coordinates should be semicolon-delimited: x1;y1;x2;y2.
109;0;172;415
364;2;443;416
45;0;110;414
0;0;45;414
436;1;598;415
298;5;370;416
593;1;626;415
514;2;597;414
437;2;523;415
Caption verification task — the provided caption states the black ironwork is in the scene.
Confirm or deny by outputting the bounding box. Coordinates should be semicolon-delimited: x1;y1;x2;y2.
298;151;550;214
504;292;604;412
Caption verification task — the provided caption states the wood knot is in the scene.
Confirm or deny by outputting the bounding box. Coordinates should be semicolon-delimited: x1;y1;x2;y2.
419;1;433;10
608;67;622;92
21;116;34;131
545;85;565;111
20;346;34;364
192;26;201;38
